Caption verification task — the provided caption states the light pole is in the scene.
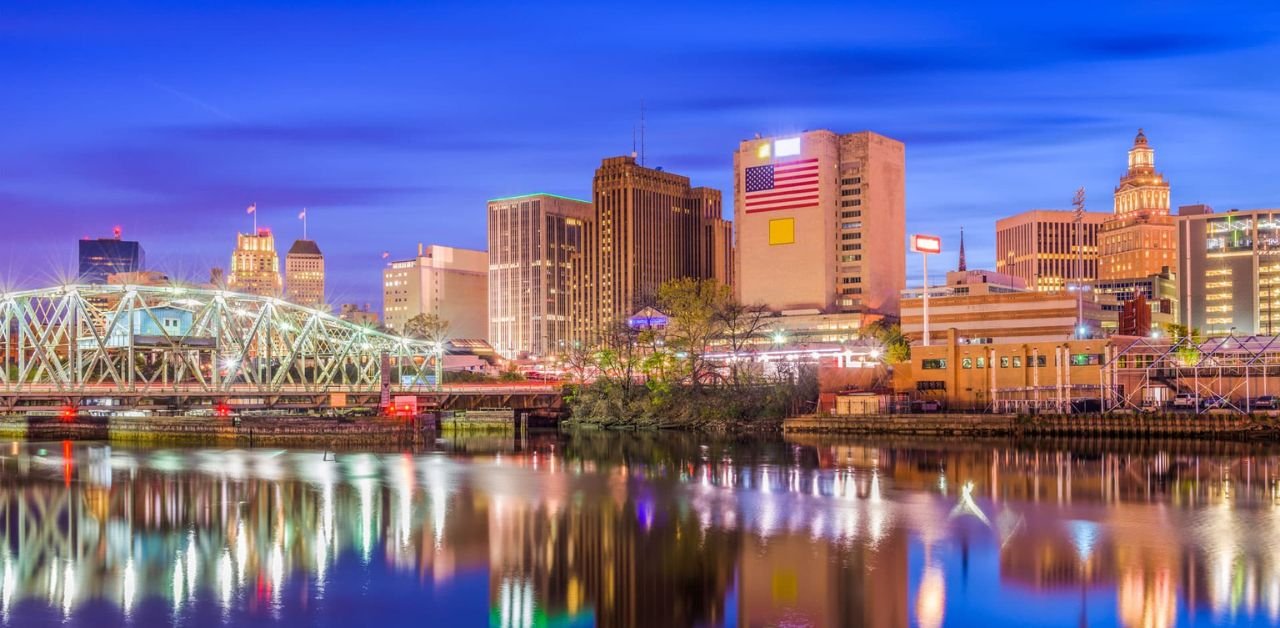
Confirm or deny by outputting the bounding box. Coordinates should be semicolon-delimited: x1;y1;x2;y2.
1072;187;1087;339
912;234;943;346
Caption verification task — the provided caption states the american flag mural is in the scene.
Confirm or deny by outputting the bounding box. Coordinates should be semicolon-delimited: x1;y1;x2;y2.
744;158;820;214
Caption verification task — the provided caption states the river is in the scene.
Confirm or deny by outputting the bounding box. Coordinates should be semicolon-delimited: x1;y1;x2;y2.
1;432;1279;627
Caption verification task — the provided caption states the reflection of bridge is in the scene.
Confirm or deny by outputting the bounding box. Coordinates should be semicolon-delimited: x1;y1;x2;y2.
0;285;561;412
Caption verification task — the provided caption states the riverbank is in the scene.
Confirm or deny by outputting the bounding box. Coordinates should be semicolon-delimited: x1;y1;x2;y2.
0;415;430;447
783;412;1280;439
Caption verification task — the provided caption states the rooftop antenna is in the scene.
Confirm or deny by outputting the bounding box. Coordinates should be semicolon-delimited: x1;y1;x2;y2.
631;125;637;159
640;99;646;166
957;227;967;272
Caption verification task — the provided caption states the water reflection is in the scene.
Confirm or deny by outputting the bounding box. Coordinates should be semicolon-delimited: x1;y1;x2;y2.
2;434;1280;626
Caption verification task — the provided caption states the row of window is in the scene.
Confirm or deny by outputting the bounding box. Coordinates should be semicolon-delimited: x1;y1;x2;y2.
841;200;862;208
840;177;862;185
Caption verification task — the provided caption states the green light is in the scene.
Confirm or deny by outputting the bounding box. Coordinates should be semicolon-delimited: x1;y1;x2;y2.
487;192;589;204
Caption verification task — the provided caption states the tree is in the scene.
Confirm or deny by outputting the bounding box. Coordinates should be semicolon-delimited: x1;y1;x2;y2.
715;299;770;389
658;278;731;388
865;320;911;364
403;313;450;348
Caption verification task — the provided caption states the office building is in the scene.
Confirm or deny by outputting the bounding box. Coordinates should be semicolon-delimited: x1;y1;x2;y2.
383;244;488;339
995;210;1108;292
1098;130;1176;281
284;239;325;309
900;270;1111;345
78;229;144;284
733;130;905;315
1177;205;1280;335
337;303;379;326
574;156;732;345
487;193;591;358
228;229;282;297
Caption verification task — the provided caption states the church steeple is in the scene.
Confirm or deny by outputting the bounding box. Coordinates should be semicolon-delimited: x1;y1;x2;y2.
957;227;967;272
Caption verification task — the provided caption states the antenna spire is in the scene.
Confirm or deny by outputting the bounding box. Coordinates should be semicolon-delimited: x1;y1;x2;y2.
640;99;646;166
957;227;967;272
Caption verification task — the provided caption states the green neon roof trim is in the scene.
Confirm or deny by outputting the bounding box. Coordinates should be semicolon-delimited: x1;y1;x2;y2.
487;192;589;204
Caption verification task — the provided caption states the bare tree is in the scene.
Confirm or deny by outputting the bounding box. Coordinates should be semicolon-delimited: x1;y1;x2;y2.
715;300;771;389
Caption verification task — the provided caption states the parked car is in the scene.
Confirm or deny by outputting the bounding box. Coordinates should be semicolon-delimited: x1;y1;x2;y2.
1200;395;1228;410
915;400;943;413
1171;393;1198;410
1252;395;1279;410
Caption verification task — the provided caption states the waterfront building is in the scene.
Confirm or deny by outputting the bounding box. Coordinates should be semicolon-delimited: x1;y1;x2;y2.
228;229;282;297
995;209;1107;292
284;239;325;309
382;243;488;339
1177;205;1280;335
1093;269;1178;333
574;156;732;346
900;270;1112;345
1098;130;1176;282
487;193;592;358
78;229;144;284
338;303;379;326
106;270;171;286
733;130;905;315
896;330;1117;412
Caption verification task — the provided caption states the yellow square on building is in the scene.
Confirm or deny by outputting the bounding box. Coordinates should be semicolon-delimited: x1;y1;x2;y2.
768;218;795;245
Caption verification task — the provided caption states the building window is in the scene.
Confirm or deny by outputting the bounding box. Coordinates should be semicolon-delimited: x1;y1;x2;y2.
841;233;862;240
921;359;947;370
1070;353;1103;366
961;357;973;369
841;244;862;251
840;200;862;207
1012;356;1022;368
841;210;862;218
976;357;986;369
1000;356;1009;368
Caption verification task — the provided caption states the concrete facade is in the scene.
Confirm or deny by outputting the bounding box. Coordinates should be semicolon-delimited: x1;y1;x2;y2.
487;193;592;358
284;239;325;309
382;244;488;339
734;130;905;316
228;229;282;298
1099;130;1176;281
901;290;1113;345
1177;206;1280;335
995;209;1108;292
574;156;732;346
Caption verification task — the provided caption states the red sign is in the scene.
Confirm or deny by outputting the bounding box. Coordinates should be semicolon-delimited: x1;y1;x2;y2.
911;234;942;254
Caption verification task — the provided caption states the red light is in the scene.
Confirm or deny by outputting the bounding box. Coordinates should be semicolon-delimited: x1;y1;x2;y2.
215;404;232;418
59;406;76;422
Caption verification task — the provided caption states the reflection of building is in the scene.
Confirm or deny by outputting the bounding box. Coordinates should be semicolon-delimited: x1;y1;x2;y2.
734;130;905;315
284;239;325;309
1177;205;1280;335
739;531;908;628
1099;130;1177;282
382;244;488;338
78;231;145;284
574;156;732;346
228;229;282;297
487;193;591;358
337;302;379;326
996;209;1107;292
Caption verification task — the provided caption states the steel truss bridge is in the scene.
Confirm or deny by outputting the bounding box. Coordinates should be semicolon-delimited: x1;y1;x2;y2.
0;284;560;413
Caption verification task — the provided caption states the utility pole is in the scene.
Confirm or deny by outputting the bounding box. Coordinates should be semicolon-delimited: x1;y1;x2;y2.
1073;187;1086;339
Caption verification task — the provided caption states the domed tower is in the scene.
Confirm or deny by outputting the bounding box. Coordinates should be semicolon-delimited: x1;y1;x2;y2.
1099;129;1176;281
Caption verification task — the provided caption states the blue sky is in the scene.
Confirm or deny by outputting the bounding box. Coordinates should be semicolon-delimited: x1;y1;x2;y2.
3;0;1279;306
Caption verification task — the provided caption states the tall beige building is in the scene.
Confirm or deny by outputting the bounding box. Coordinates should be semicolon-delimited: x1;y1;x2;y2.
733;130;905;315
228;229;282;297
487;193;591;358
995;210;1108;292
1099;130;1176;281
382;244;488;339
284;239;325;309
574;156;732;345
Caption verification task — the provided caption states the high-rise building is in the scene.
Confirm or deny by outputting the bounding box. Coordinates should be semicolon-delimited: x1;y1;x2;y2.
228;229;282;297
1177;205;1280;335
733;130;904;315
382;244;488;339
487;193;592;358
574;156;732;345
78;229;144;284
995;209;1108;292
284;239;325;309
1098;130;1176;281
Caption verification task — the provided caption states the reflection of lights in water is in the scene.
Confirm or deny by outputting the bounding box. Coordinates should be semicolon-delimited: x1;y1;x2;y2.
185;531;198;601
498;576;534;628
218;550;233;613
867;470;886;545
60;561;75;619
428;466;448;549
270;543;284;610
916;562;946;628
2;554;14;618
172;550;184;612
397;456;414;549
121;558;136;616
235;520;248;587
1067;520;1099;561
950;481;990;526
359;477;376;563
938;473;947;495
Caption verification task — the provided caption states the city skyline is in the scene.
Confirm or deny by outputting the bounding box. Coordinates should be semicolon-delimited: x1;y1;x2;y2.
4;2;1280;307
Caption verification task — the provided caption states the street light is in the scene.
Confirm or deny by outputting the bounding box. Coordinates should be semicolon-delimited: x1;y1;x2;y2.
912;234;943;346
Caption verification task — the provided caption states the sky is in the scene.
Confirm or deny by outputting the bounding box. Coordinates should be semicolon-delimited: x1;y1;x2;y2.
3;0;1280;307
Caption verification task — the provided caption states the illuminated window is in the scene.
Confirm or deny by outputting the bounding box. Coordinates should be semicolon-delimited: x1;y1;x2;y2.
774;137;801;157
768;218;795;245
756;142;771;159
